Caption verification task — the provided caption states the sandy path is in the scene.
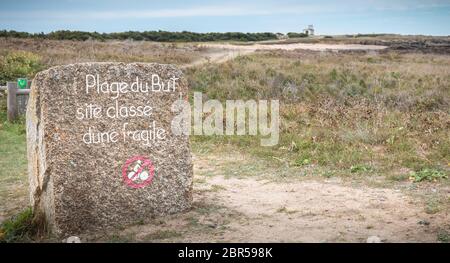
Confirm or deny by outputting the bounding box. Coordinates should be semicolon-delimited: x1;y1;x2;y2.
194;176;443;242
182;48;254;68
184;42;387;67
202;42;388;52
107;152;448;243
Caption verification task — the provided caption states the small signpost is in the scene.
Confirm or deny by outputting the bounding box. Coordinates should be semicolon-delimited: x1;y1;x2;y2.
17;78;28;89
2;79;31;121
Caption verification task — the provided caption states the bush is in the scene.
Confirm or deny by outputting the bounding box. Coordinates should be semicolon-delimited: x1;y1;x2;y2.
409;168;448;182
0;51;42;85
0;208;35;243
287;32;308;38
0;30;278;42
350;164;373;173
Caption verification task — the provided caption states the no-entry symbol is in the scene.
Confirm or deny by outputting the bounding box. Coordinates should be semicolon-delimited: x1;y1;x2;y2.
122;156;155;188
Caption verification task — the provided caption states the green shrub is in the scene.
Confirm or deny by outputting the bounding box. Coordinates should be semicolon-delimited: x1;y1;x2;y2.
0;51;42;85
409;168;448;182
350;164;373;173
287;32;308;38
0;29;278;42
437;230;450;243
294;157;311;166
0;208;35;243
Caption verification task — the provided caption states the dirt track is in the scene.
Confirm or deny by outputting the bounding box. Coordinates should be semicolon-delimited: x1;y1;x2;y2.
95;151;449;243
185;42;388;67
202;42;388;51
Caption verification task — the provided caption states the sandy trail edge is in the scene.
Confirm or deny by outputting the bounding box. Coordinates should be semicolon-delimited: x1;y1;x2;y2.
193;176;443;242
111;153;448;243
183;42;388;67
202;42;388;51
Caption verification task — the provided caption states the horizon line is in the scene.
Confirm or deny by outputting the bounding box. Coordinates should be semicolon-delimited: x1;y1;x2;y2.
1;29;448;37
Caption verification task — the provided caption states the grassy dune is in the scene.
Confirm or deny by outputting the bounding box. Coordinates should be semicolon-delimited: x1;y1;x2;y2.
0;38;205;67
187;50;449;180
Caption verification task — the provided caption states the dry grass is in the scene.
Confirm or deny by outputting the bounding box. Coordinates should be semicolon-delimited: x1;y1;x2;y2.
0;37;206;66
188;50;450;180
1;39;448;185
0;99;28;222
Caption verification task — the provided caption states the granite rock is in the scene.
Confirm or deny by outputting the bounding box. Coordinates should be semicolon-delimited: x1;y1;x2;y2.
26;62;193;236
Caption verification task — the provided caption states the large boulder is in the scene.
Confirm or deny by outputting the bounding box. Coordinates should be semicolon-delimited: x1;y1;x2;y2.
26;62;193;236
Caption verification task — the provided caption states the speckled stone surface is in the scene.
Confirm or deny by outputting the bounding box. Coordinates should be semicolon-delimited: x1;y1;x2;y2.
26;62;193;237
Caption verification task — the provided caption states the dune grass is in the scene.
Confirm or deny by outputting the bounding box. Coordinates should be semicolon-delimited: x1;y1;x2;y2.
0;97;28;214
0;37;206;67
187;50;450;181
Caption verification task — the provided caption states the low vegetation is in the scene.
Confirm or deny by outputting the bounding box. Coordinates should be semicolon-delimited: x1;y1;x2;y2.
0;38;208;72
409;168;448;182
0;96;29;226
0;208;34;242
0;50;42;85
187;50;449;180
287;32;308;38
0;30;279;42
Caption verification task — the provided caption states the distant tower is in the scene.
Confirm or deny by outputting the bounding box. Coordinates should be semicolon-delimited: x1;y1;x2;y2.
307;25;314;36
303;25;315;36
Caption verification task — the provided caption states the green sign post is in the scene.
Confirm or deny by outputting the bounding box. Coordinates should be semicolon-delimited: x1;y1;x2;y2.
17;78;27;89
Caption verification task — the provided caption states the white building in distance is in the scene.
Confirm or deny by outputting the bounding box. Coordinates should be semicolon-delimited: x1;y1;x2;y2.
303;25;315;36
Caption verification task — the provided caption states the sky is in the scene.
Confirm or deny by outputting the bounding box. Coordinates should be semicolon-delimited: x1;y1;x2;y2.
0;0;449;35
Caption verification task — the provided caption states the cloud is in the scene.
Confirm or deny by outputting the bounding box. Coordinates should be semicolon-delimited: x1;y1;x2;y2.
88;6;271;19
0;5;307;20
0;1;449;20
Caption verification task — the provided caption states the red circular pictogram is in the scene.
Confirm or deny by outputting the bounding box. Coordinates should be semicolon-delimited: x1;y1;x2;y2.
122;156;155;188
